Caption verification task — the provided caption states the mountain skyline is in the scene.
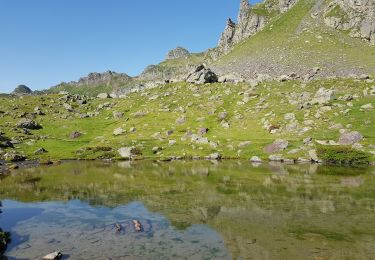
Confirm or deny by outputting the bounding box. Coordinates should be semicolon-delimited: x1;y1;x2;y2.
0;0;261;93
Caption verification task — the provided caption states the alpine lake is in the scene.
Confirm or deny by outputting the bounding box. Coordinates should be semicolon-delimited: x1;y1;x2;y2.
0;160;374;260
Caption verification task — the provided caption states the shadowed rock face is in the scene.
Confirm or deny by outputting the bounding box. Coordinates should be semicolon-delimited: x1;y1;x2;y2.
166;47;190;60
12;85;32;95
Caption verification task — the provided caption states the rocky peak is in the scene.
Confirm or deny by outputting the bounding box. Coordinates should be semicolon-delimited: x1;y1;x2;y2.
238;0;251;24
12;85;32;95
166;47;190;60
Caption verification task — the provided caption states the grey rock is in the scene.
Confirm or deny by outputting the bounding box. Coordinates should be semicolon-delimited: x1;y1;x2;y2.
166;47;190;60
97;93;110;99
4;152;26;162
250;156;262;163
113;111;124;119
269;154;284;162
34;148;48;155
16;119;42;130
338;131;363;145
118;147;142;160
113;128;124;136
42;251;63;260
207;153;222;160
264;139;289;153
70;131;82;139
312;88;336;105
186;65;218;84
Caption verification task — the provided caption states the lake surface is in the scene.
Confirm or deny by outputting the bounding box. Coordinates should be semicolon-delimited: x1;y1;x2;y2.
0;161;375;259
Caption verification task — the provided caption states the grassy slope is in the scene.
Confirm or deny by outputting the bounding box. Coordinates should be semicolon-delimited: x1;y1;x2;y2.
214;0;375;74
0;78;374;162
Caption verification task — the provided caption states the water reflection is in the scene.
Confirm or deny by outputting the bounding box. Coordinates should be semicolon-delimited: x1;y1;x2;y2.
0;161;374;259
1;200;229;259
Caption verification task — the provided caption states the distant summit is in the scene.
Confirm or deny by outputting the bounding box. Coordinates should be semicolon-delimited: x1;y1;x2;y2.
12;85;32;95
166;47;190;60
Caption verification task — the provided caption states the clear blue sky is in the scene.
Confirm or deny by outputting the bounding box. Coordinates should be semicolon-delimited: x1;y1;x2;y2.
0;0;259;93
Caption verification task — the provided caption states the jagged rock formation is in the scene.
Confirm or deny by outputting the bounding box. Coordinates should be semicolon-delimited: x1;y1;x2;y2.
63;71;132;87
215;0;268;57
12;85;32;95
212;0;299;59
323;0;375;45
166;47;190;60
185;64;218;84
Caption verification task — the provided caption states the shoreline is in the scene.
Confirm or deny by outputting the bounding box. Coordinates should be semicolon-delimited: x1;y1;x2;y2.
1;157;374;175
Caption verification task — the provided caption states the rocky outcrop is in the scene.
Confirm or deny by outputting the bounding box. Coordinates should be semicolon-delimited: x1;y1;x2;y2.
55;71;132;89
323;0;375;45
216;0;267;56
12;85;32;95
166;47;190;60
213;0;299;59
185;65;218;84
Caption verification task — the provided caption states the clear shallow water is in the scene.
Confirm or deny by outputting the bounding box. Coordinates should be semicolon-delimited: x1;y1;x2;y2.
0;161;375;259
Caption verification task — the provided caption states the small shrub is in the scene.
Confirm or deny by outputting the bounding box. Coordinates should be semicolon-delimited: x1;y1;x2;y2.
317;145;370;164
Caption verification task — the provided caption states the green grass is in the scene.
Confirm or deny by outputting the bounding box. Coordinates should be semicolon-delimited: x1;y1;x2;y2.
0;77;374;163
215;0;375;74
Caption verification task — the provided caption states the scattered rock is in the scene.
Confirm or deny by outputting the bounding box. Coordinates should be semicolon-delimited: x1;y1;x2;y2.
207;153;222;160
113;128;124;136
113;111;124;119
185;64;218;84
63;103;73;112
269;154;284;162
16;119;42;130
250;156;262;163
264;139;289;153
175;116;186;125
338;131;363;145
361;103;374;110
118;147;142;160
152;146;162;154
34;148;48;155
312;88;336;105
42;251;63;260
238;141;252;148
308;149;321;163
70;131;82;139
4;152;26;162
97;93;110;99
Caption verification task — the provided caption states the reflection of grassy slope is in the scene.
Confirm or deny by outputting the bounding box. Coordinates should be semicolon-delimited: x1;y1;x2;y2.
215;0;375;73
0;161;375;258
0;78;374;162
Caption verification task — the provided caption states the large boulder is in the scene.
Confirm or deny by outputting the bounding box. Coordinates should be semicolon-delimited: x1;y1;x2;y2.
186;65;218;84
312;88;336;105
264;139;289;153
338;131;363;145
16;119;42;130
118;147;142;160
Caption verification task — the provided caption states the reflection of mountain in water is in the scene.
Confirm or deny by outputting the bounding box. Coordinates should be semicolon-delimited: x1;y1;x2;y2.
2;200;230;259
0;161;375;259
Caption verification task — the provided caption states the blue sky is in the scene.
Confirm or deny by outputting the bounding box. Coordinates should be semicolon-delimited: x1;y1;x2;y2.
0;0;259;93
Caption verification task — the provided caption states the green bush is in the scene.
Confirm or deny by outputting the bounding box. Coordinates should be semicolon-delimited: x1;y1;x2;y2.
317;145;370;165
